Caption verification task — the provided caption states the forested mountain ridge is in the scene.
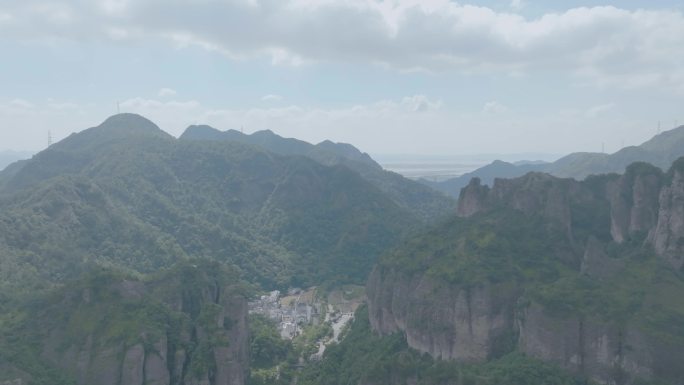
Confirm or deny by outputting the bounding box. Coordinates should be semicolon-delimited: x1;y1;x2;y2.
0;114;416;293
181;125;380;169
180;124;456;221
364;159;684;385
425;125;684;197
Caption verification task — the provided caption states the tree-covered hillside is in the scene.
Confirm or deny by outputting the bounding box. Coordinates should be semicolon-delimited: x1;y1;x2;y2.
0;114;416;292
180;124;457;221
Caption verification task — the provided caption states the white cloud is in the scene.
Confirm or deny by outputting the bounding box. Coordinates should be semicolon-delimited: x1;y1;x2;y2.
1;1;684;90
113;94;444;147
0;99;35;114
482;101;509;114
100;0;131;15
261;94;283;102
399;95;442;112
120;97;199;111
0;95;661;157
105;94;658;156
585;103;616;118
157;88;177;97
510;0;525;11
0;12;12;24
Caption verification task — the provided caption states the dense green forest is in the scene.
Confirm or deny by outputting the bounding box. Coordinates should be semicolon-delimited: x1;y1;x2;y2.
0;114;417;293
181;124;457;221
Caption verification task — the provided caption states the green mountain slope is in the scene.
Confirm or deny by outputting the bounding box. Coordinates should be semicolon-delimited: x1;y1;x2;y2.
180;125;456;221
0;114;416;292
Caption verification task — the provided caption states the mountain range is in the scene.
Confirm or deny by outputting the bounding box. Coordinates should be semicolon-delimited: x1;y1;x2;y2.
1;114;684;385
0;114;426;293
424;125;684;197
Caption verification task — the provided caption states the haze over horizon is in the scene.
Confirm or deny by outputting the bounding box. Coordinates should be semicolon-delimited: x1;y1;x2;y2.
2;0;683;155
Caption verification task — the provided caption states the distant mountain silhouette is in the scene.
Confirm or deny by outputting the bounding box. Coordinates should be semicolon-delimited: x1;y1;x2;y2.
426;125;684;197
421;160;544;197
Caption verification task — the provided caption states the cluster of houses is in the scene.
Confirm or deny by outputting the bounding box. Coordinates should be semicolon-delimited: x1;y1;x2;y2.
248;289;323;339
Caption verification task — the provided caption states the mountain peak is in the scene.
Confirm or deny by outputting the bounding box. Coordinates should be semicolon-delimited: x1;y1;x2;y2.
100;113;161;132
251;129;278;137
43;113;171;155
181;124;224;140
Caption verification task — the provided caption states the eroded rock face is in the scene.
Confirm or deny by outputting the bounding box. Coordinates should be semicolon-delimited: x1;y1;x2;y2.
121;344;145;385
518;303;684;385
368;267;516;362
456;178;489;218
517;303;651;385
580;237;624;280
31;263;249;385
650;169;684;270
607;169;662;244
456;164;683;271
368;263;684;385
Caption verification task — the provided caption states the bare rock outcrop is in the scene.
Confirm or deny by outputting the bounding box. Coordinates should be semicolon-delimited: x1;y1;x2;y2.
22;261;249;385
650;167;684;270
518;303;684;385
368;267;517;362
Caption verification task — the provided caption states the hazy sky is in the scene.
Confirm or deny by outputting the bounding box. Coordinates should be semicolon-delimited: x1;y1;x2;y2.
1;0;683;156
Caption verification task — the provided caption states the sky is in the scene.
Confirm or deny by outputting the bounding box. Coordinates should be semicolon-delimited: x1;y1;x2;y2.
1;0;683;157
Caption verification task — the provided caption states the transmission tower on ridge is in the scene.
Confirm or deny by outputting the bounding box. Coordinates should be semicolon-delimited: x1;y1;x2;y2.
48;131;53;147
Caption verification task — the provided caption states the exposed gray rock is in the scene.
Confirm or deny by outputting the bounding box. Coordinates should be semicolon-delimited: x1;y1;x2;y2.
20;264;249;385
455;164;681;270
607;169;662;243
650;169;684;270
581;237;624;280
518;302;684;385
212;295;249;385
368;267;516;362
121;344;145;385
456;178;489;218
87;344;123;385
144;337;170;385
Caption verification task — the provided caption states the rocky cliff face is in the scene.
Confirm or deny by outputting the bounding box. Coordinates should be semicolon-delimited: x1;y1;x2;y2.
367;268;516;362
517;302;684;385
368;258;684;385
456;162;683;272
650;166;684;270
369;159;684;385
0;261;249;385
